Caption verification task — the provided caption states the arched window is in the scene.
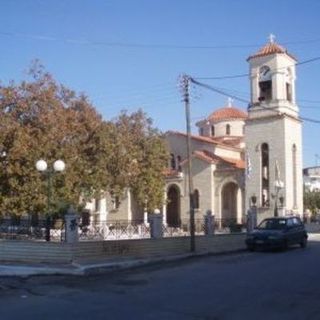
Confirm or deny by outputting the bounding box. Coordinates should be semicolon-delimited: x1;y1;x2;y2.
177;155;182;172
199;128;204;136
194;189;200;209
292;144;297;208
112;196;120;210
261;143;269;207
286;68;292;102
259;66;272;102
95;198;100;212
211;125;215;137
226;124;231;135
170;153;176;170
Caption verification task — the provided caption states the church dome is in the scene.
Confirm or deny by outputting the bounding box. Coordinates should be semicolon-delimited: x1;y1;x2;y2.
207;106;247;122
247;35;296;61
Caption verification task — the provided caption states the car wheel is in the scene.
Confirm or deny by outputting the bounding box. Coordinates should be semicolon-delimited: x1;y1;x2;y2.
247;244;255;252
300;237;307;248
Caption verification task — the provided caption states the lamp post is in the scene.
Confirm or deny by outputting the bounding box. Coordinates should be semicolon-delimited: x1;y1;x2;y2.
36;159;65;241
274;180;284;217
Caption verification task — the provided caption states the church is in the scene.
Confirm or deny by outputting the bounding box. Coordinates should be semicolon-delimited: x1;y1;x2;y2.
87;37;303;226
165;37;303;226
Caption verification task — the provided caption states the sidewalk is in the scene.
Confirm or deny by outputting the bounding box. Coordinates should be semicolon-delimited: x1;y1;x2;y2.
0;248;249;278
0;252;214;277
1;233;319;278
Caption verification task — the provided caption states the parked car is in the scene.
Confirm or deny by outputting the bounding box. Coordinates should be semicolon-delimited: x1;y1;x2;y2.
246;216;308;251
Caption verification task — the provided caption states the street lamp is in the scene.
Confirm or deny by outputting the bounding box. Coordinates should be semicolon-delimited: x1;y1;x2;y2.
274;180;284;217
36;159;65;241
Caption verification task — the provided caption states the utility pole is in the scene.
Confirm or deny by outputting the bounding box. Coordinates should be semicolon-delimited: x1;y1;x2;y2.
180;74;195;252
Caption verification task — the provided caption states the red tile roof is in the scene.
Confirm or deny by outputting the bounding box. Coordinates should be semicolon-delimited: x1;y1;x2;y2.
166;131;241;151
163;168;182;178
207;107;247;122
193;150;218;164
181;150;245;169
248;41;296;61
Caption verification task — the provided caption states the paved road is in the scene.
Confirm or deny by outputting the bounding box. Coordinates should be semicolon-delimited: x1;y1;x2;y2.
1;238;320;320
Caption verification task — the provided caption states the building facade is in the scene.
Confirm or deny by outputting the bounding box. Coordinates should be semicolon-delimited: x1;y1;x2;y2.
87;38;303;225
304;167;320;192
245;37;303;222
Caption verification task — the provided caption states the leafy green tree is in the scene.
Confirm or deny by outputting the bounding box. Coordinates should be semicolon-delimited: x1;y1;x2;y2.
304;188;320;215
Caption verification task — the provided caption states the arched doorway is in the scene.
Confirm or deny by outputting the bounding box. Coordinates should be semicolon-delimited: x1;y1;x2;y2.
221;182;238;223
166;185;181;227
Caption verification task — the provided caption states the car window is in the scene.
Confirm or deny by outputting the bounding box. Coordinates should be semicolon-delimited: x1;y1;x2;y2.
258;219;287;230
287;219;294;227
292;217;302;226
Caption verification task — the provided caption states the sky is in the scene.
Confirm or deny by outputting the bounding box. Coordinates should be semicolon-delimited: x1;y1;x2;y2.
0;0;320;167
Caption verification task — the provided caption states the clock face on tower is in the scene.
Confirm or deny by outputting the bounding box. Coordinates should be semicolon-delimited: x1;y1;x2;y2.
259;66;271;81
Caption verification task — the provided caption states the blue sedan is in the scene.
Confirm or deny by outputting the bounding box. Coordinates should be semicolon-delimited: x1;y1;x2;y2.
246;216;308;251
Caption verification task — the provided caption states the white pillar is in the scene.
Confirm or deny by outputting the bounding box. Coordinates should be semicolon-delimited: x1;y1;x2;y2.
162;190;167;225
237;187;242;224
144;209;148;224
127;189;132;221
99;198;108;222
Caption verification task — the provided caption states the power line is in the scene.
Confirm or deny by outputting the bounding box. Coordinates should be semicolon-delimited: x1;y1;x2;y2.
190;78;320;124
190;78;250;104
299;99;320;104
2;30;320;50
194;55;320;80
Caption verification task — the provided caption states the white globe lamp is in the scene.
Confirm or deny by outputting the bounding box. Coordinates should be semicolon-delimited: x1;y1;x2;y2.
36;159;48;172
53;160;65;172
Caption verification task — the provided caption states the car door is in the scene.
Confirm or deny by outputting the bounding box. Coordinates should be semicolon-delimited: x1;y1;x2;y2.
285;218;296;245
292;217;305;244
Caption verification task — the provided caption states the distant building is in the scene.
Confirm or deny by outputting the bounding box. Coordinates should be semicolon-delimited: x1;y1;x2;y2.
303;167;320;192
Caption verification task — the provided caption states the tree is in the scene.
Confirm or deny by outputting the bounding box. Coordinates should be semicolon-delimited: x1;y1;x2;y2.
0;64;110;216
0;63;168;216
107;110;169;212
303;188;320;215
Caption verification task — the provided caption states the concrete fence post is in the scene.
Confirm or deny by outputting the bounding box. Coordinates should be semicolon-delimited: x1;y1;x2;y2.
149;209;163;239
204;210;215;235
247;206;257;233
65;206;79;243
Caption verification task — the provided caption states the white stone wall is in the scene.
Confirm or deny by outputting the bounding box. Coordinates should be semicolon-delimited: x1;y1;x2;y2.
249;54;297;104
192;159;215;219
214;145;242;160
166;133;241;165
215;119;245;137
283;117;303;214
199;119;245;138
245;115;303;220
214;169;245;221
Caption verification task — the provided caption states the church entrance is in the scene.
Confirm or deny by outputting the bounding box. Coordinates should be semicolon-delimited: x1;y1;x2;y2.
221;182;238;223
166;185;181;227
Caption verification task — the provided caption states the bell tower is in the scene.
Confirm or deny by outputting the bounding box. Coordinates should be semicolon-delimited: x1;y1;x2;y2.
245;35;303;220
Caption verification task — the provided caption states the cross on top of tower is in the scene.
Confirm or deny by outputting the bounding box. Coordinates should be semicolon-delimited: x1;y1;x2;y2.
227;97;234;108
268;33;276;43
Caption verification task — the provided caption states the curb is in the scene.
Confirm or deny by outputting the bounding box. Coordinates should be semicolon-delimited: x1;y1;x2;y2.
0;248;247;278
78;248;248;276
